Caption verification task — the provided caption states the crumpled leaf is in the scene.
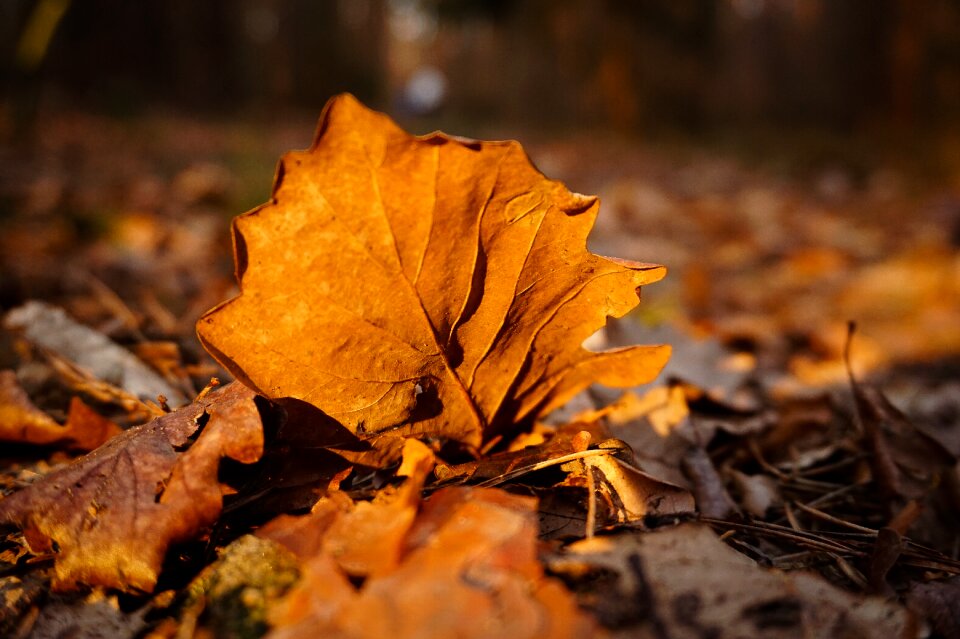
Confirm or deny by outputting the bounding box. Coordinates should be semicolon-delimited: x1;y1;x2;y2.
4;301;188;406
564;441;695;529
197;93;669;447
0;370;122;451
0;382;263;592
259;437;435;578
257;442;591;638
547;523;916;638
432;424;596;485
265;486;594;639
430;421;693;534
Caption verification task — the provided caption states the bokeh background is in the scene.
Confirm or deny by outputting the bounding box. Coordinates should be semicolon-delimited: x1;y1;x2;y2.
2;0;959;398
6;1;960;136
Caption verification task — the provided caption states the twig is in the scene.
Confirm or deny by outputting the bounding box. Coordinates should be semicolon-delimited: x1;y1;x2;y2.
792;501;878;533
829;552;869;589
796;453;866;478
703;518;862;555
784;502;802;531
747;438;789;481
585;465;597;539
706;517;960;575
474;447;616;488
802;482;862;509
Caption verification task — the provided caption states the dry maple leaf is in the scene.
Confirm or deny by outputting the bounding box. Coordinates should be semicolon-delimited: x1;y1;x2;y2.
198;94;668;446
0;382;263;592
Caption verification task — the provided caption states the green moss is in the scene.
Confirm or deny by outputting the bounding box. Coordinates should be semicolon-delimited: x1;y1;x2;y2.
179;535;300;639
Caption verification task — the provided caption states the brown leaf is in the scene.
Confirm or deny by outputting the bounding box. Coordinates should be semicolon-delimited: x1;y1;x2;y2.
729;469;781;518
0;370;121;451
60;396;124;452
0;382;263;592
321;441;434;577
572;446;695;528
854;382;954;501
432;423;595;486
16;590;147;639
867;527;903;597
197;93;668;447
431;422;693;537
681;446;738;519
548;523;916;638
905;577;960;638
845;327;955;505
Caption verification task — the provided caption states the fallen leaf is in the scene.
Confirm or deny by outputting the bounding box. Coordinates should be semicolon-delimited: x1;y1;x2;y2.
216;397;361;520
681;446;738;519
867;527;903;596
431;421;693;537
18;589;147;639
432;423;595;486
547;523;916;638
853;381;954;501
320;440;434;577
4;301;188;406
593;387;695;488
0;370;121;451
43;350;162;422
577;447;694;528
729;469;781;518
257;435;433;574
0;382;263;592
198;93;669;447
846;325;956;504
267;487;594;639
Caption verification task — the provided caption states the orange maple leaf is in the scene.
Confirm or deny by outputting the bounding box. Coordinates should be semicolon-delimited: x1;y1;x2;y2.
198;94;668;446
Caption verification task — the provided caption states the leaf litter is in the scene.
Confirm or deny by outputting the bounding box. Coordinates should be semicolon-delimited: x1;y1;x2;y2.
0;95;958;637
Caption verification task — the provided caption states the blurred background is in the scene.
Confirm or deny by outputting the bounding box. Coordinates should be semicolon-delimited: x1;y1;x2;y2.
5;0;960;137
1;0;959;398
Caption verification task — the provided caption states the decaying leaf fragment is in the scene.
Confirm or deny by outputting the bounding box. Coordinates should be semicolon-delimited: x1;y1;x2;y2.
198;93;669;447
0;370;122;451
563;441;695;530
0;371;114;451
0;382;263;592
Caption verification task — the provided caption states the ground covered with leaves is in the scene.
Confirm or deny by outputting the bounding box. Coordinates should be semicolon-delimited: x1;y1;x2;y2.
1;97;959;638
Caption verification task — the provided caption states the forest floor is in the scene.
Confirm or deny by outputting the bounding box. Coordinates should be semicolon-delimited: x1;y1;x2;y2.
1;107;958;638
